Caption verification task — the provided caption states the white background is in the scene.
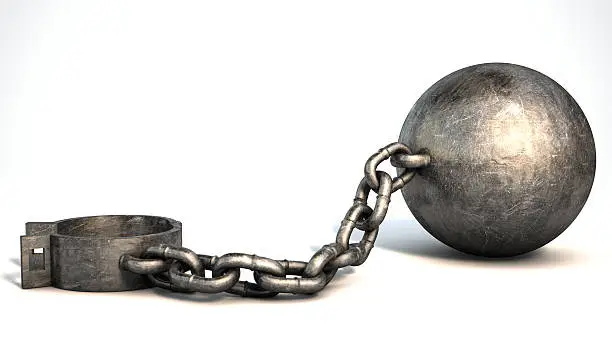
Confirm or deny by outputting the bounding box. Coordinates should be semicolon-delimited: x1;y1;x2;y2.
2;1;611;362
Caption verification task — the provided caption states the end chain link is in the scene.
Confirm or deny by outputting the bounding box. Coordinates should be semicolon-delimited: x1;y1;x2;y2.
119;142;430;297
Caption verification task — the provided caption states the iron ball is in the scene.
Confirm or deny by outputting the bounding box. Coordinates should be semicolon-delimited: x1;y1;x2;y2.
398;63;596;257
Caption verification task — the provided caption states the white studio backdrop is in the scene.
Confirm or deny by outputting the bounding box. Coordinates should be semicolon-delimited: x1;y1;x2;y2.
1;1;610;362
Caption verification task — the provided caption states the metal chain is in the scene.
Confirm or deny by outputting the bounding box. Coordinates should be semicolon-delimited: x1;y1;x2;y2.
119;142;430;297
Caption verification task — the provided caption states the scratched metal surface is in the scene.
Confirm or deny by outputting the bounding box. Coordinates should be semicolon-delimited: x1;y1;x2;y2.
398;63;596;257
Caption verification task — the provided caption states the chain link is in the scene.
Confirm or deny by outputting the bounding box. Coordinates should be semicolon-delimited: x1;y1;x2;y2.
119;142;429;297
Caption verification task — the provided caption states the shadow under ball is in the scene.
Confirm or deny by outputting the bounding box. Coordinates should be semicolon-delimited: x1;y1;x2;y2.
398;63;596;257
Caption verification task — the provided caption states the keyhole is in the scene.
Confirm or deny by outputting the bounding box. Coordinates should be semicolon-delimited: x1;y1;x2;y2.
29;248;45;271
